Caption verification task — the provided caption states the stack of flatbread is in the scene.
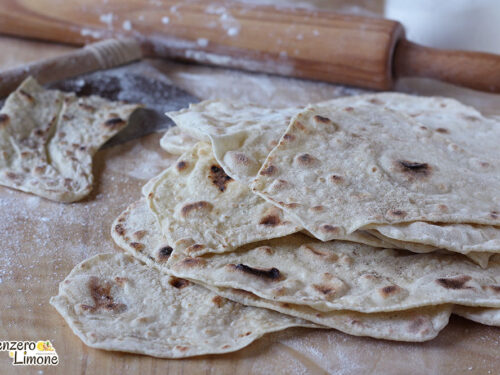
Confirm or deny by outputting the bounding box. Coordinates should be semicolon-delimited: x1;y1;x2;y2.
52;93;500;358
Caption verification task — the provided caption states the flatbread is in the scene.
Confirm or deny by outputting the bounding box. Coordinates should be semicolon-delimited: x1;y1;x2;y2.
0;77;139;202
159;126;198;155
147;142;301;256
110;198;453;342
167;233;500;313
453;306;500;327
167;96;500;261
50;253;314;358
251;105;500;240
369;223;500;255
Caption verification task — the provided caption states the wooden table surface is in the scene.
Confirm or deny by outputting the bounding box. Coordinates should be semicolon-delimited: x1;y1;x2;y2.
1;27;500;375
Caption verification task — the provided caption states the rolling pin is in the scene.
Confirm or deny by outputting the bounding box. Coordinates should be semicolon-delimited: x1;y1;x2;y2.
0;0;499;93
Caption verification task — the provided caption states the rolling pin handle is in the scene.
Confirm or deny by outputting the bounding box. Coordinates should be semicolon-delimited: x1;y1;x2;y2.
393;39;500;93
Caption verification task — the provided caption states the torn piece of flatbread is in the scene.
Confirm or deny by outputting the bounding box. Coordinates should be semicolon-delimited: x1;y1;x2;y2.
159;126;198;155
167;96;500;262
50;252;315;358
167;233;500;313
0;77;139;202
251;105;500;241
110;198;453;342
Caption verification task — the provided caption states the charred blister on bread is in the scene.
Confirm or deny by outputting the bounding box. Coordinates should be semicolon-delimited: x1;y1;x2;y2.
396;160;432;178
259;165;277;176
0;113;9;128
181;201;213;217
80;276;127;313
436;275;473;290
157;246;173;262
168;276;190;289
103;117;126;130
228;264;282;281
209;165;233;192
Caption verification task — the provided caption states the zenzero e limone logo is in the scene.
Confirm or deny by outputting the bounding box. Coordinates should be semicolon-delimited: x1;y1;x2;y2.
1;340;59;366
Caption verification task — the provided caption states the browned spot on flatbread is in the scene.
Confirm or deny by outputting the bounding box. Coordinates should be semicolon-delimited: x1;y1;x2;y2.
130;242;145;252
313;283;339;297
168;277;190;289
186;244;205;254
313;115;331;124
490;211;499;219
408;317;427;333
257;246;274;255
311;205;325;212
0;114;9;128
436;275;473;290
133;230;147;240
387;209;407;218
212;295;225;307
114;277;128;286
232;288;259;299
104;117;126;130
221;345;231;349
483;285;500;293
379;285;402;298
175;345;189;352
34;166;46;175
181;201;213;217
280;302;291;308
114;224;125;236
330;175;344;184
229;264;282;281
294;121;306;131
296;153;316;166
344;106;354;112
397;160;431;178
238;332;252;337
80;277;127;313
179;257;206;267
176;160;188;171
284;202;300;209
157;246;173;262
303;245;339;262
283;133;295;141
259;214;281;226
438;204;448;213
436;128;449;134
78;103;96;112
260;165;277;176
209;165;232;192
231;152;250;165
368;98;384;105
320;224;340;234
64;178;73;189
19;90;35;102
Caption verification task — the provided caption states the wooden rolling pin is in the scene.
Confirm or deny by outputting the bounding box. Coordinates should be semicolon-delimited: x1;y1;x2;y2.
0;0;499;93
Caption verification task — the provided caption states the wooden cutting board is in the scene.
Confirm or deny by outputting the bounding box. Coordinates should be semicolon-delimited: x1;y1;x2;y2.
1;36;500;375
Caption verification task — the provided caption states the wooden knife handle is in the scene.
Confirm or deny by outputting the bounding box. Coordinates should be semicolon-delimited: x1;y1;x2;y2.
0;38;142;98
